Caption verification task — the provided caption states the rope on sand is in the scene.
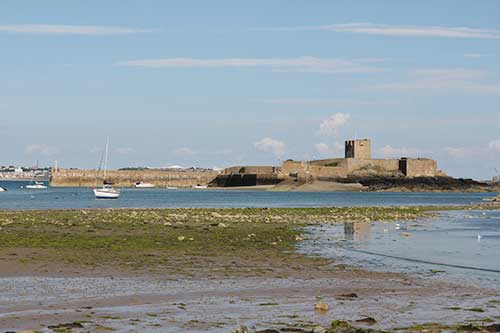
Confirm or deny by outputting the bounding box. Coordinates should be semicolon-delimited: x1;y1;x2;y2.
347;248;500;274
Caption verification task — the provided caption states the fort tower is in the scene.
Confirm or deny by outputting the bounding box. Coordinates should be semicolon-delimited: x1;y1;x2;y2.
345;139;371;159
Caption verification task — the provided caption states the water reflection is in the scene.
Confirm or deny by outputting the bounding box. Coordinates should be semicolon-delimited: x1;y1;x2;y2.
344;222;371;242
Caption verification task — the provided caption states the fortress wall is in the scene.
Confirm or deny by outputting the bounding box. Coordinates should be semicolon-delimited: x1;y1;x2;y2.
308;158;347;167
51;169;220;187
281;161;306;176
345;158;400;172
281;160;348;178
400;158;437;177
223;166;277;175
308;165;348;178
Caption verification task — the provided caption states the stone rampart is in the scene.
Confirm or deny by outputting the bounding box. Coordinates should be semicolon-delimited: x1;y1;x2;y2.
50;169;220;187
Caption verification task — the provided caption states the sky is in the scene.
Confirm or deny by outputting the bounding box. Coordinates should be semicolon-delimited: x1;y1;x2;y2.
1;0;499;179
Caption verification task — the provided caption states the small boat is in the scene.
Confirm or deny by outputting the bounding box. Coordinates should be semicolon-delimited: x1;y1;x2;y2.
26;181;48;189
0;187;7;192
135;181;156;188
166;186;178;190
93;137;120;199
192;184;208;189
94;183;120;199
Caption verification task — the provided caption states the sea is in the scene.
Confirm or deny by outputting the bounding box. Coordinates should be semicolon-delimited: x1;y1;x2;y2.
1;180;499;287
0;180;497;210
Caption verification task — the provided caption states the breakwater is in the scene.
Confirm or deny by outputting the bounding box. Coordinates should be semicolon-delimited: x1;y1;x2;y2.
50;169;220;188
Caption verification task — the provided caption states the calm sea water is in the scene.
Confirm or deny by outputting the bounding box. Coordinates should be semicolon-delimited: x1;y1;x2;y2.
300;210;500;287
0;180;497;210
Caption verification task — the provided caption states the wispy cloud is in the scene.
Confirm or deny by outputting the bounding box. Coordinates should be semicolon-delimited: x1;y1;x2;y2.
0;24;153;35
489;140;500;150
254;137;286;157
318;113;350;136
114;147;135;155
263;98;398;107
379;145;422;158
314;142;343;156
117;57;386;73
173;147;196;156
266;23;500;40
464;53;487;58
370;68;500;95
25;144;60;156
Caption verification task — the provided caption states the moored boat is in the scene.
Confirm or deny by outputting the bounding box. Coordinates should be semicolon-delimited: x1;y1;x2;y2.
93;137;120;199
26;181;48;189
94;184;120;199
0;187;7;192
135;181;155;188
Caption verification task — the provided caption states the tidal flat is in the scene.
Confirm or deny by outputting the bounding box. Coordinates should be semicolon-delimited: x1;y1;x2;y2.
0;206;499;332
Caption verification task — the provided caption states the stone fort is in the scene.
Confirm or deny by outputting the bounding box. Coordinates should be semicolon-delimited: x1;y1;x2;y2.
280;139;439;179
221;139;439;184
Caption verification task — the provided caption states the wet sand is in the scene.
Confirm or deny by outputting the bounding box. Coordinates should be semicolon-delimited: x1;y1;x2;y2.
1;267;499;332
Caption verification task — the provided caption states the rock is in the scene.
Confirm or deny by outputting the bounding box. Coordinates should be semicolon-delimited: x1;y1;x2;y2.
337;293;358;299
314;300;329;312
217;222;227;228
232;325;248;333
47;322;84;330
177;236;185;241
312;326;327;333
356;317;377;325
163;222;172;226
487;324;500;332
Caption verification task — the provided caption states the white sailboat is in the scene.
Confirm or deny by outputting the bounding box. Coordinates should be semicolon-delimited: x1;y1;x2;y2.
0;187;7;192
26;181;47;189
135;181;155;188
93;137;120;199
26;166;48;189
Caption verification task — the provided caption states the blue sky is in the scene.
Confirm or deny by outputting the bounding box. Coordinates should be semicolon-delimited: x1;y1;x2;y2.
1;1;499;179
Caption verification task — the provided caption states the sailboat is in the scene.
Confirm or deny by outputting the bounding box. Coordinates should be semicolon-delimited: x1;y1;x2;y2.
25;181;47;189
26;163;48;189
135;181;155;188
93;137;120;199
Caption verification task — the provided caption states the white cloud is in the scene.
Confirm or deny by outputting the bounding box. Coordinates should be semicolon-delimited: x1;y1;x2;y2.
254;137;286;157
314;142;344;156
488;140;500;150
370;68;500;95
267;23;500;40
114;147;135;155
117;57;385;73
25;144;60;156
0;24;153;35
173;147;196;156
444;146;482;159
379;145;421;158
318;113;350;136
315;143;331;155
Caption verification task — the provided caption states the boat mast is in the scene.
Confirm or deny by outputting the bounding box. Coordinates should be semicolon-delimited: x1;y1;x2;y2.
103;136;109;182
